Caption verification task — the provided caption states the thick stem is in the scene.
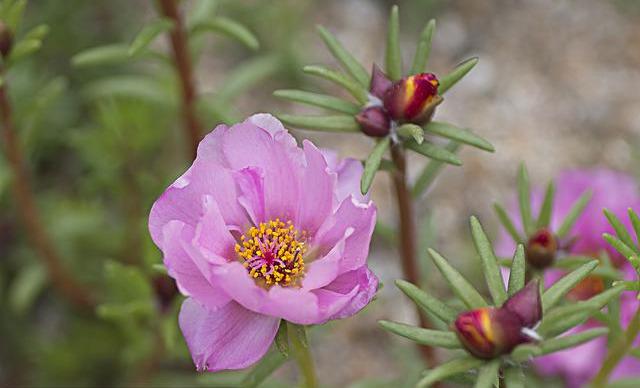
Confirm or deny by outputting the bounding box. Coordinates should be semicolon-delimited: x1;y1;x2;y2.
288;323;318;388
0;74;94;310
592;305;640;387
390;144;437;367
158;0;202;159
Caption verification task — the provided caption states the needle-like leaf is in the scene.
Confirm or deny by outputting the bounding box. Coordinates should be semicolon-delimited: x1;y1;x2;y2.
405;140;462;166
412;141;461;198
277;114;359;132
273;89;360;115
494;203;524;243
424;121;494;152
517;163;534;236
395;279;458;324
507;244;526;296
303;65;368;104
397;123;424;144
542;260;598;311
604;208;636;253
385;5;402;80
191;17;259;50
361;138;391;194
474;360;500;388
416;357;486;388
470;216;508;305
438;57;478;94
556;190;592;238
316;26;369;87
128;18;175;56
537;181;555;228
378;321;461;348
428;248;488;308
410;19;436;75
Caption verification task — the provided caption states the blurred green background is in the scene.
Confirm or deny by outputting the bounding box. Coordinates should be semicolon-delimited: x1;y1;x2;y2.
1;0;640;386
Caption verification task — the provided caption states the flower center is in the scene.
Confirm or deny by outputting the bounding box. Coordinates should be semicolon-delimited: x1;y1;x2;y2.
235;219;306;288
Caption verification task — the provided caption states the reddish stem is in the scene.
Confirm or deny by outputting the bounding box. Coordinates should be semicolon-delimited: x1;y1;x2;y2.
0;76;94;310
390;144;437;367
158;0;202;159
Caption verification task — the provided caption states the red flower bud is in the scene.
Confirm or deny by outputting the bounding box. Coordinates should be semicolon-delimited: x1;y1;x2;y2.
453;307;524;359
502;280;542;328
525;228;558;269
369;64;392;100
356;106;391;137
383;73;441;124
0;21;12;58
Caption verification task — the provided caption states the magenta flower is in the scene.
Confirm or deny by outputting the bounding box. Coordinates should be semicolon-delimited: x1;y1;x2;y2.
496;168;640;386
149;114;378;372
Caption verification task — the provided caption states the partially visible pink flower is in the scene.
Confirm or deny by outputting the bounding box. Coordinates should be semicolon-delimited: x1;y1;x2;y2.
495;168;640;387
149;114;378;372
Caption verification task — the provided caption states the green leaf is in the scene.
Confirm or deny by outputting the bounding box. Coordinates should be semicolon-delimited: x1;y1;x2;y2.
613;280;640;292
191;17;259;50
4;0;25;31
494;203;524;243
428;248;488;308
412;141;461;197
277;114;359;133
215;55;280;102
608;378;640;388
470;216;508;305
241;349;288;388
128;18;174;56
507;244;526;296
473;360;500;388
303;65;368;104
438;57;478;94
273;89;360;115
186;0;219;29
274;322;289;358
604;208;636;253
396;123;424;144
537;181;555;228
361;138;390;194
502;367;525;388
151;263;168;275
416;356;486;388
9;264;46;315
556;190;592;237
536;327;608;355
424;121;494;152
374;221;397;245
378;320;461;348
83;75;175;107
7;39;41;65
316;26;369;87
385;5;402;80
603;234;637;262
395;279;458;324
71;44;130;67
410;19;436;75
542;260;599;311
23;24;50;41
629;208;640;247
517;163;534;236
404;140;462;166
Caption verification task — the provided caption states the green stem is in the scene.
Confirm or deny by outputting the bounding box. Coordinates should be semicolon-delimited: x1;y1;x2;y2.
288;323;318;388
592;305;640;387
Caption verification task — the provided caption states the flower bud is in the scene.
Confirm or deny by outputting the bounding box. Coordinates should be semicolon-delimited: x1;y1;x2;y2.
0;21;12;58
502;280;542;327
453;307;524;359
369;64;392;99
383;73;441;124
152;275;178;311
525;228;558;269
355;106;391;137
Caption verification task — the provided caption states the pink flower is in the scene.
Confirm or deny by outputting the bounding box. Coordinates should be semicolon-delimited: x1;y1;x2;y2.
149;114;378;372
496;168;640;387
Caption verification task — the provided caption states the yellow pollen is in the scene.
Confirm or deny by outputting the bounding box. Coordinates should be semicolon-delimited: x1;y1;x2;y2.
235;219;306;288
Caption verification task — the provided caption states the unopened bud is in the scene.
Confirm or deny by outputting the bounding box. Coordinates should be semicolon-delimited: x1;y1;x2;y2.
369;64;392;99
453;307;523;359
0;21;12;58
356;106;391;137
383;73;441;124
502;280;542;327
525;228;558;269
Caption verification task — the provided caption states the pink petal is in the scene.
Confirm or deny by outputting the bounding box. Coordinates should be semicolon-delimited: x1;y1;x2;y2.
193;196;237;260
149;161;247;248
322;266;378;320
222;120;302;222
302;232;347;290
211;262;322;324
233;167;266;225
334;158;369;204
314;196;376;272
162;221;230;310
295;140;336;235
179;298;280;372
